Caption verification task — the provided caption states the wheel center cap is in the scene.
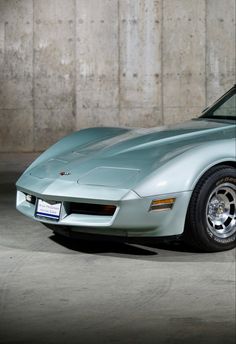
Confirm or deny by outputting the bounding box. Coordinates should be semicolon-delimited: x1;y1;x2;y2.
209;201;225;218
217;205;224;214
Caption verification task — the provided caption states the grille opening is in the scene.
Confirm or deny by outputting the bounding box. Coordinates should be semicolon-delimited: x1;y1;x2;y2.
69;202;116;216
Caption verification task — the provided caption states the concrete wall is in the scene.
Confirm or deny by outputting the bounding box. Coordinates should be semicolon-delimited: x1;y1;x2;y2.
0;0;235;152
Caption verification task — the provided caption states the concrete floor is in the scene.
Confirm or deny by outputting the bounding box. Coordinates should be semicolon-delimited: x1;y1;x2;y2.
0;153;235;344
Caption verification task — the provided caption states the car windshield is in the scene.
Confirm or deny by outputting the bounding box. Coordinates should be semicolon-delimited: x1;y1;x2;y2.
200;88;236;121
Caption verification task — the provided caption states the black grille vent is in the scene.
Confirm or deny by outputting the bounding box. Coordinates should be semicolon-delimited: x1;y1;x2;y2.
69;203;116;216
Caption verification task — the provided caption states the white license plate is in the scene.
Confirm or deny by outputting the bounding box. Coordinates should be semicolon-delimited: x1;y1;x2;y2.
36;199;61;220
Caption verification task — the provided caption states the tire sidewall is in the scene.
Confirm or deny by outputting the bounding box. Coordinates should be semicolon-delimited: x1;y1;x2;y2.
195;169;236;250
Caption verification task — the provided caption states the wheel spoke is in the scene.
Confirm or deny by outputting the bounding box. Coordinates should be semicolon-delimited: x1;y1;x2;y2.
206;182;236;238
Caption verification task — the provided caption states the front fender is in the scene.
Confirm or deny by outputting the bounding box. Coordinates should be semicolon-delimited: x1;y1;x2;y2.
134;139;235;197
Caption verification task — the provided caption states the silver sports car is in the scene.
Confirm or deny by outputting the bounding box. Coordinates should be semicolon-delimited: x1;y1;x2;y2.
16;85;236;252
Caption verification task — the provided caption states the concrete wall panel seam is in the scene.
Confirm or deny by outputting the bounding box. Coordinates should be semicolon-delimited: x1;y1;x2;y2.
0;0;235;152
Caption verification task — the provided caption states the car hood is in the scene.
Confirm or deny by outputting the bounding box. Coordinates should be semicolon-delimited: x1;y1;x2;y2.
27;119;235;189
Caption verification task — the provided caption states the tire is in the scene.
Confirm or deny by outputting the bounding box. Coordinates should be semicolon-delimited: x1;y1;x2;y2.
184;165;236;252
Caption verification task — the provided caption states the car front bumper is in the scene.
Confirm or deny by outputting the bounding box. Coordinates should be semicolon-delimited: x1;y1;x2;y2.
16;175;192;238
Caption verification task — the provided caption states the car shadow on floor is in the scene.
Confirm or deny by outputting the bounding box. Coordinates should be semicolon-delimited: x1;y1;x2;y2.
50;233;232;262
50;234;158;256
49;232;203;260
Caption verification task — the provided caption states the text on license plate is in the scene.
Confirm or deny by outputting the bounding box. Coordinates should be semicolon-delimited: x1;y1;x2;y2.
36;199;61;220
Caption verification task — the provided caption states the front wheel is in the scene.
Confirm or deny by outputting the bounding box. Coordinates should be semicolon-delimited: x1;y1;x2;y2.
184;165;236;252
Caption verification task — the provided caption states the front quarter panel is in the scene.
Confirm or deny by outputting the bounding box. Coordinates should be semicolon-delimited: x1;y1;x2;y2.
134;139;235;197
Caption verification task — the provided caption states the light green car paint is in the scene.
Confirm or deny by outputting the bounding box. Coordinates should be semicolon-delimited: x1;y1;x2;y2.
16;86;236;239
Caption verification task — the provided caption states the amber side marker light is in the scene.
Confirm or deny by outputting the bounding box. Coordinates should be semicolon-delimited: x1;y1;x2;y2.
149;198;176;212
